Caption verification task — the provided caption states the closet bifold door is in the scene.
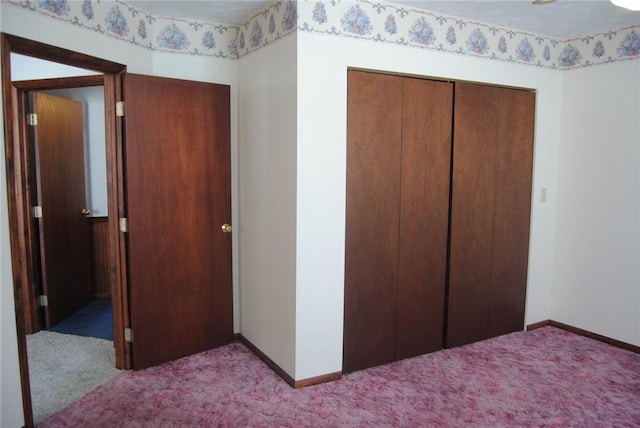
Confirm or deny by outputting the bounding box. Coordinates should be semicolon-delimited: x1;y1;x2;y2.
396;77;452;360
344;70;453;373
344;70;403;373
446;82;535;348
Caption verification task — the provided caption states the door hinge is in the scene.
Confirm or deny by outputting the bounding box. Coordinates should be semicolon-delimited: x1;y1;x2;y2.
32;206;43;218
124;327;134;343
119;217;128;233
116;101;125;117
38;295;48;307
27;113;38;126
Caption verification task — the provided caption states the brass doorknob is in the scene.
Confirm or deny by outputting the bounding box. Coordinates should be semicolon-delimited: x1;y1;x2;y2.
81;208;91;216
221;223;232;233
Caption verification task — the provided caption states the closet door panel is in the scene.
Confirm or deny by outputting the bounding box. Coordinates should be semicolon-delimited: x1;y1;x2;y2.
486;87;535;338
396;78;452;359
447;84;496;347
344;70;403;373
447;82;534;348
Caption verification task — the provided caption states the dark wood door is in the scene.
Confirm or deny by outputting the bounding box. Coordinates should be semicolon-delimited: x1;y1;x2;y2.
396;77;452;360
124;74;233;370
446;82;535;348
30;92;92;328
344;72;453;372
344;70;403;373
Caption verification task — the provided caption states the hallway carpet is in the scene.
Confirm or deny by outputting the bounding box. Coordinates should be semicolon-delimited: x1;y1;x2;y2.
48;298;113;341
27;331;122;424
40;327;640;427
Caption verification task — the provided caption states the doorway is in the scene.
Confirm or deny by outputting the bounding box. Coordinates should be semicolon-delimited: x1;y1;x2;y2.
2;33;129;427
22;83;118;423
3;33;235;427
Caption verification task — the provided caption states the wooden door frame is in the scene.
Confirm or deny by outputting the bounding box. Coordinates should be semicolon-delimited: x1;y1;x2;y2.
1;33;130;427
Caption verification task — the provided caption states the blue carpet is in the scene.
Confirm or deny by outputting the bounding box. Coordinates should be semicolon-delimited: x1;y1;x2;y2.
48;298;113;341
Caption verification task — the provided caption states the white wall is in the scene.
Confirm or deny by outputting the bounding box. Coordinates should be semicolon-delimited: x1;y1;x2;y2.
295;32;563;380
237;35;298;377
11;53;100;80
552;61;640;345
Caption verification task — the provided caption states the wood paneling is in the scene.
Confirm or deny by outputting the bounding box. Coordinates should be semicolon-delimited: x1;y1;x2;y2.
88;217;110;298
446;83;535;348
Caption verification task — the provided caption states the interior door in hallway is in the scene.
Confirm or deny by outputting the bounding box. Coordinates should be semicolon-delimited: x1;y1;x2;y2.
30;92;92;328
124;74;233;370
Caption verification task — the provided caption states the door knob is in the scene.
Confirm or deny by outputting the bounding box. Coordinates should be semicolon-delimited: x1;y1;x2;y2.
221;223;232;233
81;208;91;216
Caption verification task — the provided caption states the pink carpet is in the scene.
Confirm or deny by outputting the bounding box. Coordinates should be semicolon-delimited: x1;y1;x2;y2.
41;327;640;427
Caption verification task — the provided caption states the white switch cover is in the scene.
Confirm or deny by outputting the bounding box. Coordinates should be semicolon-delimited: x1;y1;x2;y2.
540;187;548;203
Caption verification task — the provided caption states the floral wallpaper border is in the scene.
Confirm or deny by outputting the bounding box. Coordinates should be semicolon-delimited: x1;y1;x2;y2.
299;0;640;70
4;0;640;69
4;0;297;59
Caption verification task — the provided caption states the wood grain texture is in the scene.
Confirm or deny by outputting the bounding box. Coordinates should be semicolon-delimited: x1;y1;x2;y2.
31;92;92;327
446;82;535;348
396;77;452;360
125;74;233;370
2;33;125;73
105;70;131;369
88;217;110;298
344;70;403;373
13;75;104;91
1;33;127;426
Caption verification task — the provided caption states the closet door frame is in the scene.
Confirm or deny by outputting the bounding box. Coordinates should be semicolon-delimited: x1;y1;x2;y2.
344;68;536;372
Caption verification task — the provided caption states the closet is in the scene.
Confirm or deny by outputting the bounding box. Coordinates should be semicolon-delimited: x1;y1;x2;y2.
343;70;535;373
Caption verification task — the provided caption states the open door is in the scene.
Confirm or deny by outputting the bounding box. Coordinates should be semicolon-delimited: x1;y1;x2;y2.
29;92;92;328
123;74;233;370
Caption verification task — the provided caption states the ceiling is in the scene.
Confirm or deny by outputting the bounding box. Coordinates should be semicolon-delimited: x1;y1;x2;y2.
128;0;640;38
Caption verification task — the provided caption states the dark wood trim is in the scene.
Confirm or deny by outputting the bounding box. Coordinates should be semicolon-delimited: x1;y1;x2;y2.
294;371;343;389
239;335;343;389
527;320;640;354
526;319;552;330
3;34;125;73
13;75;104;91
2;33;35;428
105;70;131;369
12;81;41;335
1;32;127;427
239;335;296;387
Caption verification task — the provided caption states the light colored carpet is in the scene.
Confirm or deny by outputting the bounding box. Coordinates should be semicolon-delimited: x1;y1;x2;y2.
26;331;123;424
